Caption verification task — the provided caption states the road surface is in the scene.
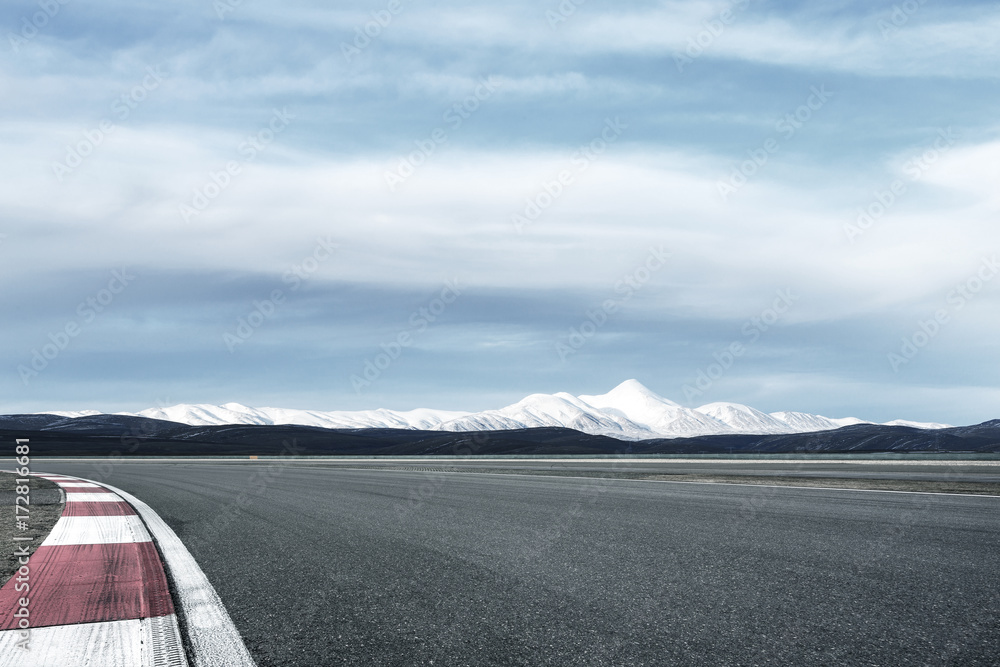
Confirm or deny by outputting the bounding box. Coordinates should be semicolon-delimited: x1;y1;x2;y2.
35;460;1000;666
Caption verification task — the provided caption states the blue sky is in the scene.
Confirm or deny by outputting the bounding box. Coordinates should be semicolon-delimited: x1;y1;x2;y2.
2;0;999;424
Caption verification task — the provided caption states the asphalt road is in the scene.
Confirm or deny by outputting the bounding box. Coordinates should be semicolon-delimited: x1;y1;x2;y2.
35;461;1000;666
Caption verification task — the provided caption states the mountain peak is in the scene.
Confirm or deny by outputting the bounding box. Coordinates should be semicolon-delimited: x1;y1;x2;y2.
600;379;678;405
610;378;655;395
578;380;681;417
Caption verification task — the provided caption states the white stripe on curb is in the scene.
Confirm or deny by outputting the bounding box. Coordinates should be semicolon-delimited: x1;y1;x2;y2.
64;492;122;502
0;616;186;667
41;515;152;546
89;479;257;667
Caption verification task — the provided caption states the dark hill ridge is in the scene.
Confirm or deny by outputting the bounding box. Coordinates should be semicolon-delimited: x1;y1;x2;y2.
0;413;998;456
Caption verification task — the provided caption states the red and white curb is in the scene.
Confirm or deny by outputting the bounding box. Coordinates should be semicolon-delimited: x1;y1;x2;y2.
0;474;255;667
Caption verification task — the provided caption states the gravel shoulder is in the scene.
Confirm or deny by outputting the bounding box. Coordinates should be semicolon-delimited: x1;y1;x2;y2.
0;472;64;587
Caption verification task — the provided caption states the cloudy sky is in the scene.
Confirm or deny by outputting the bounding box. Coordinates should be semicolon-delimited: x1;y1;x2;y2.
2;0;998;425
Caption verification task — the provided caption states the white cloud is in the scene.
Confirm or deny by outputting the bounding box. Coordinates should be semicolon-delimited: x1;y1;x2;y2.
3;116;997;330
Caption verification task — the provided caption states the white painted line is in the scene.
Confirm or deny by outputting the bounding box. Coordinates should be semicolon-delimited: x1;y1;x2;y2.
87;479;257;667
53;482;102;488
41;515;152;546
64;492;122;502
0;615;187;667
639;478;1000;499
385;469;1000;499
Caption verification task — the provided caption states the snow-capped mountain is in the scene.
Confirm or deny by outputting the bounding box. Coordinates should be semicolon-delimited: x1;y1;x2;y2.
41;380;951;441
579;381;732;437
696;402;792;435
768;411;844;432
135;403;470;431
437;392;651;439
881;418;953;429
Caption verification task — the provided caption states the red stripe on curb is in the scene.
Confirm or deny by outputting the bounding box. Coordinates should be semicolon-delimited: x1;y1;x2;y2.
0;542;174;630
62;500;138;516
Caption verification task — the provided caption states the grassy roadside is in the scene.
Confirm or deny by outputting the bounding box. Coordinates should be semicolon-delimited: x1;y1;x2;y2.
327;465;1000;496
0;473;64;587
